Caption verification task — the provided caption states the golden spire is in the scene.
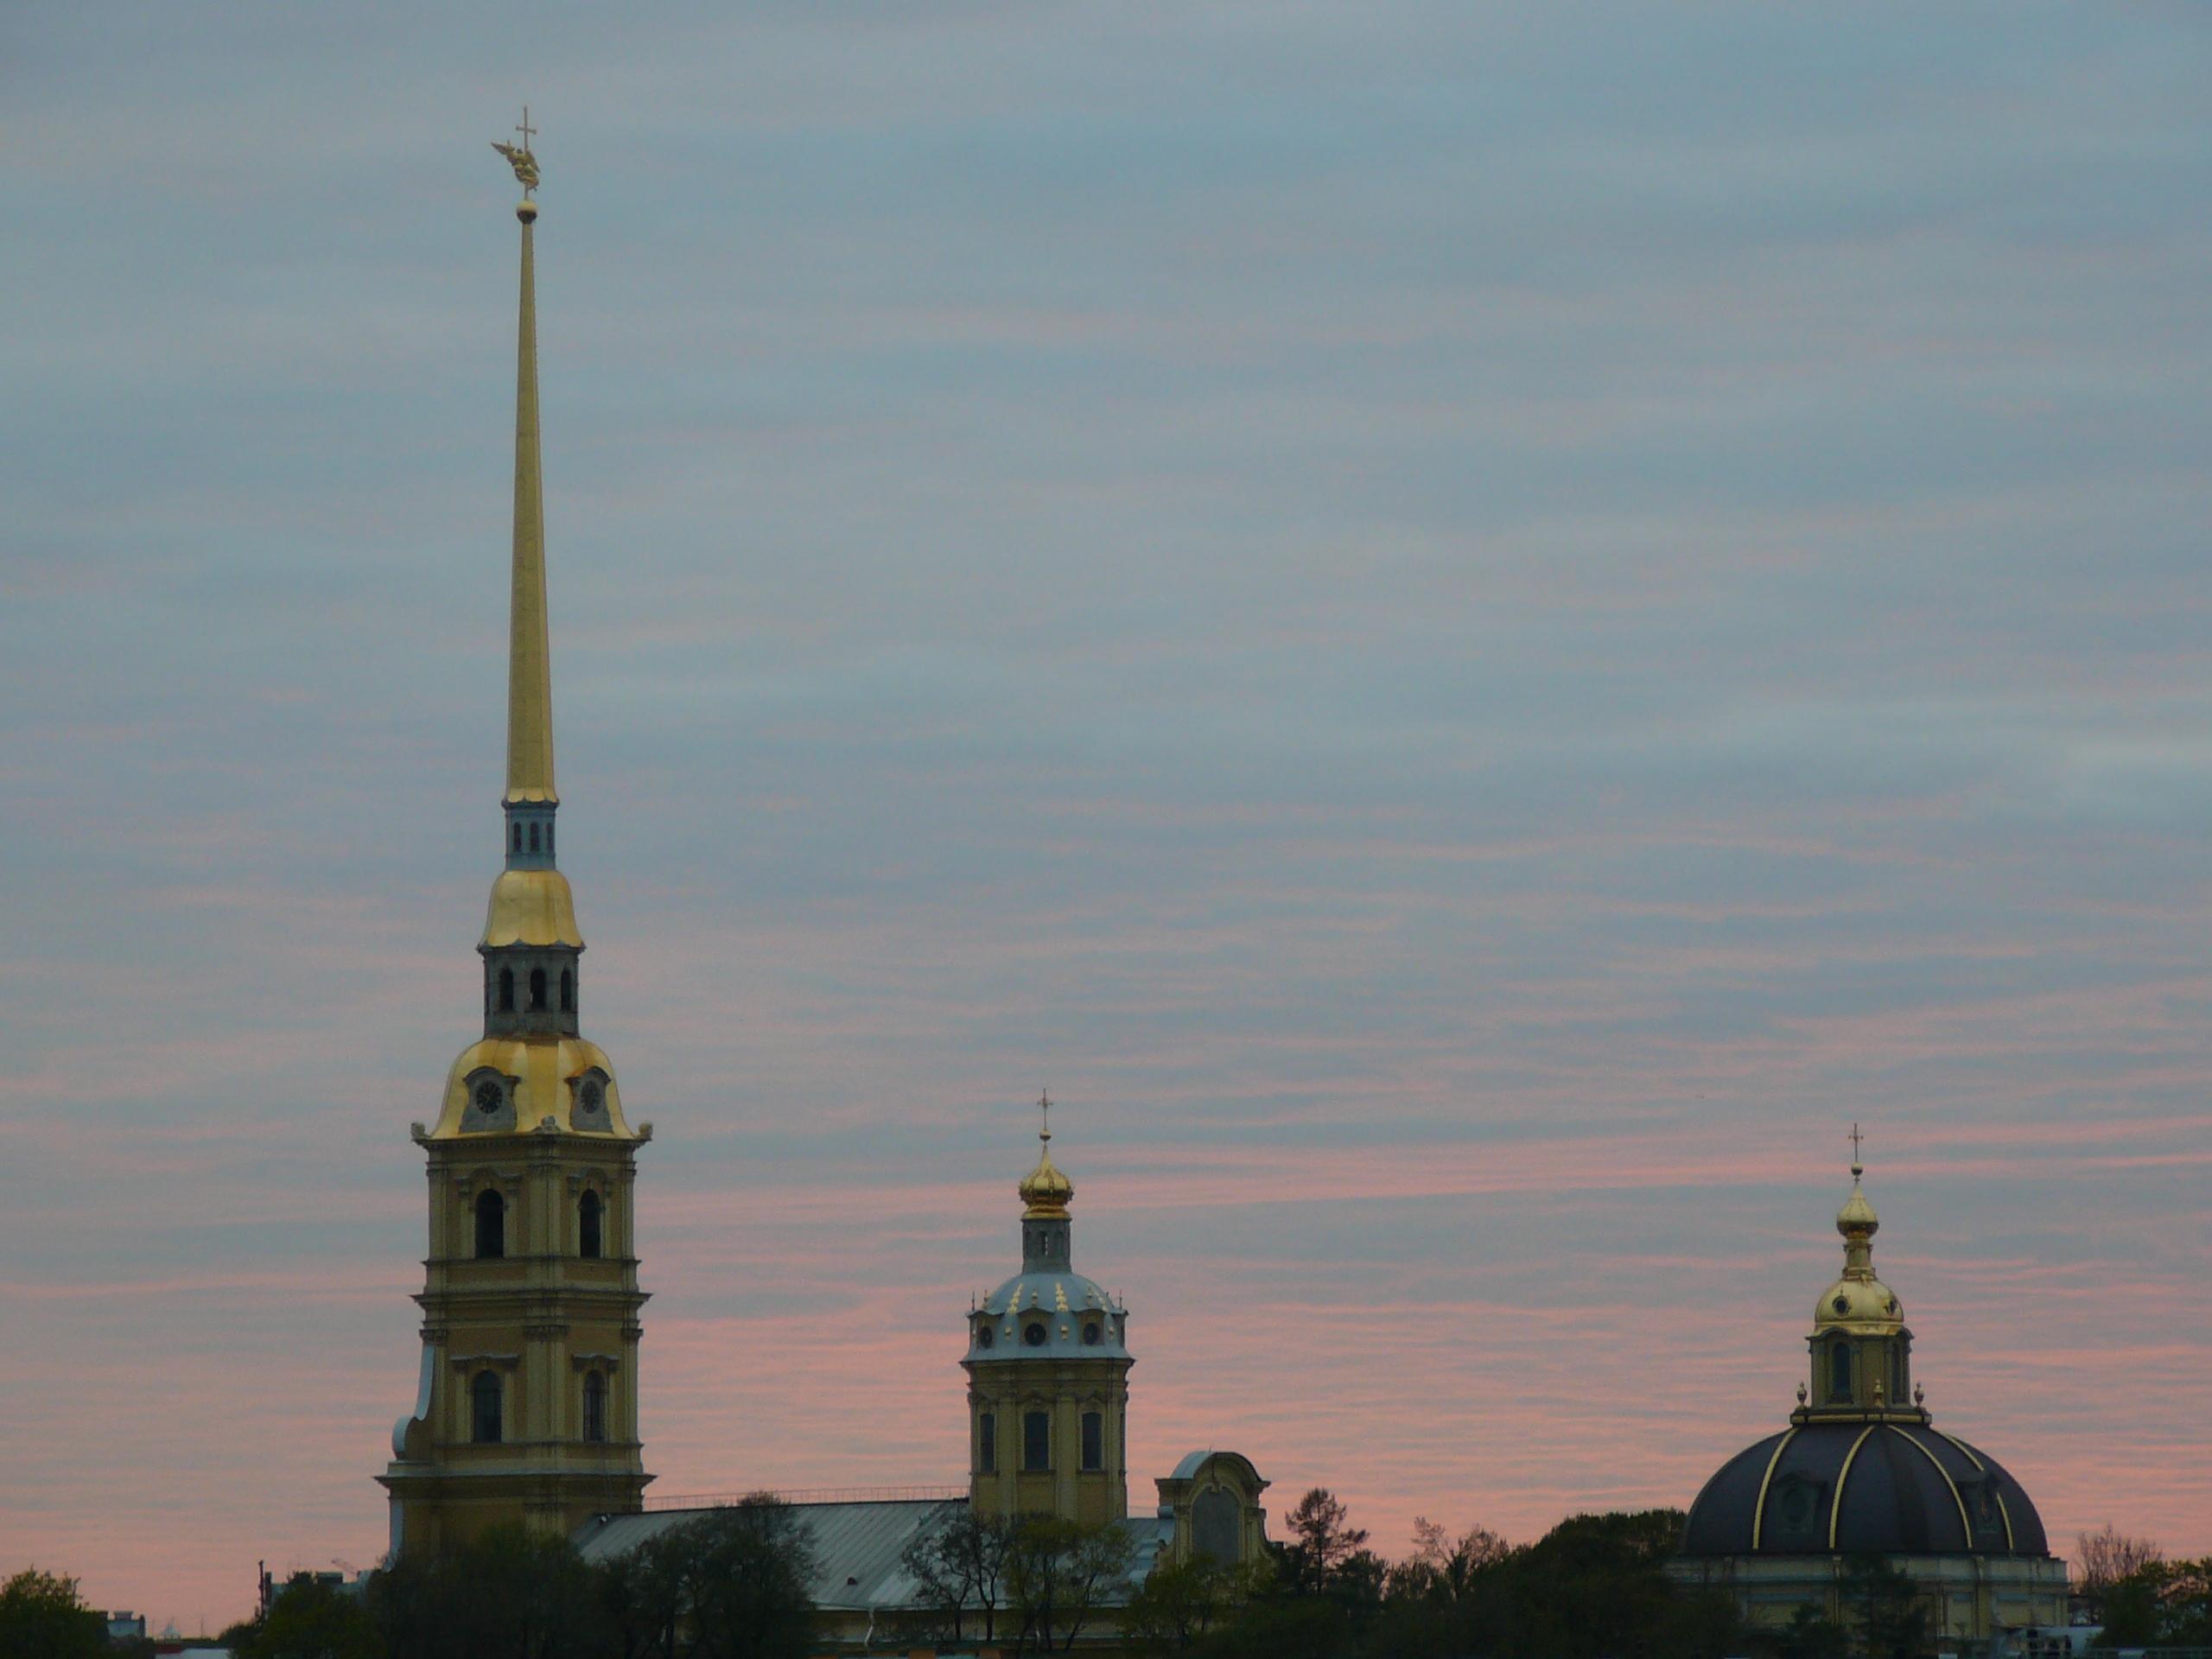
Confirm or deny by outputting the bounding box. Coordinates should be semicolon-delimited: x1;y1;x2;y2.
497;111;556;805
1836;1122;1879;1274
1018;1090;1075;1218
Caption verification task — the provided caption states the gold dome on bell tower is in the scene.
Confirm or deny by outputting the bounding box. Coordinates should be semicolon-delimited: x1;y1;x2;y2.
1019;1092;1076;1218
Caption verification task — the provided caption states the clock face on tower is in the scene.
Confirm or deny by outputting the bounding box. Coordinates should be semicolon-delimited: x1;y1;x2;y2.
475;1081;503;1116
579;1079;604;1116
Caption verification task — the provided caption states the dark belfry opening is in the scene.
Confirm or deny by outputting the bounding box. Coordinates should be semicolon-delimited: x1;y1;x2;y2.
498;968;515;1012
579;1190;602;1258
512;823;523;853
472;1370;502;1444
560;969;573;1012
1830;1341;1851;1402
529;823;540;853
475;1189;505;1259
529;967;547;1009
582;1371;607;1443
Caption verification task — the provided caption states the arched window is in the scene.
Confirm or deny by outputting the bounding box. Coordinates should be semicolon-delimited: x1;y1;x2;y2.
1829;1341;1852;1402
1080;1409;1103;1471
512;823;523;853
498;968;515;1012
529;823;541;853
560;969;573;1013
529;967;547;1009
475;1189;505;1259
978;1411;996;1473
472;1370;502;1443
1023;1410;1052;1471
578;1190;603;1259
582;1371;608;1443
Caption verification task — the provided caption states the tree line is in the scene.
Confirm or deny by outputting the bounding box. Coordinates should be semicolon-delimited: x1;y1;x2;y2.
13;1501;2200;1659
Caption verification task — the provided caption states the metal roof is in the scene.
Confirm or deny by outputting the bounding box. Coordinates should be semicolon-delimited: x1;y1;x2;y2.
575;1499;1177;1613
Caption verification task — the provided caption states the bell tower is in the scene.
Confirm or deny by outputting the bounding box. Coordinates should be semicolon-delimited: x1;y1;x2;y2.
378;123;652;1555
963;1099;1134;1525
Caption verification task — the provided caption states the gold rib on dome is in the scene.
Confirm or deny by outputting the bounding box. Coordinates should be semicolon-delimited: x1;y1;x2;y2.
1019;1091;1075;1217
502;166;556;805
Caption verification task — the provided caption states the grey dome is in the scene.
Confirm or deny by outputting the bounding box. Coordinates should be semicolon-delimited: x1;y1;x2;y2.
1679;1422;2049;1559
967;1270;1128;1363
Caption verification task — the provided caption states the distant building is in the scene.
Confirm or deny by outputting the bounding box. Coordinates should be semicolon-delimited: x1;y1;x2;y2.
105;1610;146;1643
377;143;652;1558
379;143;1269;1643
575;1124;1272;1647
1670;1153;2070;1646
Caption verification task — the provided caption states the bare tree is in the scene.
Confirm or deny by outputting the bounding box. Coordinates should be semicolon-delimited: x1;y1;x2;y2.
2075;1524;2164;1592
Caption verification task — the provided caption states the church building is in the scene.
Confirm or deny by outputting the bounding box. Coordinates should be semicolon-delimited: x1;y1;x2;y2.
378;139;1271;1637
1670;1150;2070;1644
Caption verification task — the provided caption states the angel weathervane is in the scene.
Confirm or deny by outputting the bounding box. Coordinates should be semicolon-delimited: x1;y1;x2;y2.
492;106;540;195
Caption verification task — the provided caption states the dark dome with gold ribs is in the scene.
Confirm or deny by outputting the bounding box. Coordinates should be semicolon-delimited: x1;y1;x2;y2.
1680;1422;2049;1558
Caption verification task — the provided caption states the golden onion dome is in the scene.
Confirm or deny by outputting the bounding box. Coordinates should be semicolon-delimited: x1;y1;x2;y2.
1837;1178;1879;1239
1814;1159;1902;1330
482;867;584;948
1019;1139;1074;1218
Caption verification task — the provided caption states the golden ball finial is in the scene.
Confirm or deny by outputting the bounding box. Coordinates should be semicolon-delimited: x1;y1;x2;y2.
517;198;538;225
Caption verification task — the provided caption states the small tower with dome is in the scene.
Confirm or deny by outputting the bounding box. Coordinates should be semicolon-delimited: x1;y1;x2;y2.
1672;1135;2068;1644
963;1098;1133;1525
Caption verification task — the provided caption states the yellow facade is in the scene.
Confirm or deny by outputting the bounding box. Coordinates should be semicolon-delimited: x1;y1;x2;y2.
963;1122;1134;1527
378;149;652;1554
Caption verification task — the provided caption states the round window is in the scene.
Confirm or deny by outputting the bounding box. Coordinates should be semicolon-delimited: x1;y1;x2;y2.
1082;1321;1102;1346
1833;1294;1850;1315
474;1082;502;1116
1023;1323;1048;1348
976;1324;995;1350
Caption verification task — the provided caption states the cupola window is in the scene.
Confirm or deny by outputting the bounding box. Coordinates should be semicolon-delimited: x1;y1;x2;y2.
1082;1320;1102;1347
529;967;547;1010
1023;1322;1047;1348
975;1322;995;1350
1080;1410;1103;1471
1829;1341;1851;1403
578;1190;602;1259
498;969;515;1012
475;1189;505;1259
512;823;523;853
528;823;541;853
1023;1410;1051;1471
471;1370;502;1443
582;1371;607;1443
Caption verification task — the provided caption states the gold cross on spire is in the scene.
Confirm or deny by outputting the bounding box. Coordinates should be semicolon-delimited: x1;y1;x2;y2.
1039;1089;1052;1145
492;105;542;196
1848;1122;1865;1171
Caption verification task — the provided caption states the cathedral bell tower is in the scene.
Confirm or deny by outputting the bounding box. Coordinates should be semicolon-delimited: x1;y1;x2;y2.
378;125;652;1555
963;1100;1133;1525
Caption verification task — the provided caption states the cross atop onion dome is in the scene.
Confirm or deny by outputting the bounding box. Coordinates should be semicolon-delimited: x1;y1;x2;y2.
1018;1090;1075;1218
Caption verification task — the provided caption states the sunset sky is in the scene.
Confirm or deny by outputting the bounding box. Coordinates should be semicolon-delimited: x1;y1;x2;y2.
4;1;2210;1634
